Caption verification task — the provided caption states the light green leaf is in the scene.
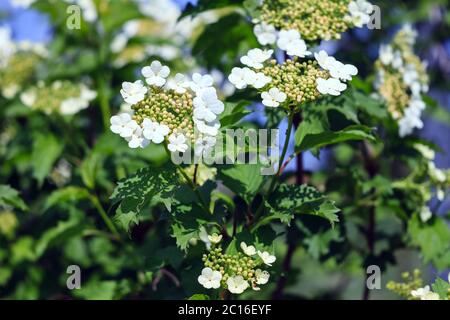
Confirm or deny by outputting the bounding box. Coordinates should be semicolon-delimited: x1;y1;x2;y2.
0;185;28;211
31;133;64;186
218;164;264;204
189;294;210;300
43;186;90;211
431;277;450;300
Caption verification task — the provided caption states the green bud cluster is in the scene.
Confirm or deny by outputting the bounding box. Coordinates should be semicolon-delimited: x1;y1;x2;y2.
0;52;41;98
260;0;352;41
386;269;423;300
132;86;195;139
261;58;329;109
201;245;261;289
21;81;82;114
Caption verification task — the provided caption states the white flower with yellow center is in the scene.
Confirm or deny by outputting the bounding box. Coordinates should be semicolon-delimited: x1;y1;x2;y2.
240;242;256;256
257;250;276;266
227;275;249;294
240;48;273;69
142;60;170;87
168;133;188;153
255;269;270;285
328;61;358;82
193;88;224;122
198;267;222;289
261;87;287;107
207;233;222;244
277;29;301;51
316;78;347;96
190;73;214;93
142;119;170;144
120;80;147;105
254;23;277;46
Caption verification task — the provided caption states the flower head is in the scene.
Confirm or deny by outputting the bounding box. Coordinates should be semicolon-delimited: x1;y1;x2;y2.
142;60;170;87
257;250;276;266
227;275;249;294
240;242;256;256
198;267;222;289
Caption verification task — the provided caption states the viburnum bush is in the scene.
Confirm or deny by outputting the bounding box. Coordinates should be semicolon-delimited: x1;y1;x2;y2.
0;0;449;300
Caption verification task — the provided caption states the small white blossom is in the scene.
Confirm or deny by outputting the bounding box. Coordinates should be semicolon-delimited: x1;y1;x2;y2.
314;50;337;71
428;162;446;183
286;39;311;58
402;64;420;88
167;73;190;94
240;242;256;256
168;133;188;153
198;267;222;289
379;44;394;66
199;227;212;250
347;0;374;27
123;121;148;149
195;135;216;157
398;105;423;137
420;206;432;223
190;73;214;93
261;88;287;107
257;250;276;266
194;119;221;137
316;78;347;96
240;48;273;69
227;275;249;294
252;72;272;89
110;33;129;53
142;60;170;87
208;233;222;244
193;88;225;122
142;119;170;144
411;285;430;299
277;29;301;51
110;113;132;135
328;61;358;81
120;80;147;105
228;67;256;89
255;269;270;285
254;23;277;46
421;292;440;300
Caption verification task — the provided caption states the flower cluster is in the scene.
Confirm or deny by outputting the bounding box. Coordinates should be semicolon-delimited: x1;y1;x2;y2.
0;27;47;99
387;270;450;300
110;60;224;152
20;81;97;115
198;236;275;294
228;40;357;109
374;25;429;137
254;0;374;43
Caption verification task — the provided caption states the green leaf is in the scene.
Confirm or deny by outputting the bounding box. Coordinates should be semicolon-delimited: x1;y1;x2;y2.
73;280;117;300
295;125;376;152
0;185;28;211
80;152;104;190
350;90;388;119
113;210;139;233
218;164;264;204
110;163;179;215
431;277;450;300
188;294;210;300
43;187;90;211
219;101;251;128
31;133;64;186
408;215;450;270
262;184;340;228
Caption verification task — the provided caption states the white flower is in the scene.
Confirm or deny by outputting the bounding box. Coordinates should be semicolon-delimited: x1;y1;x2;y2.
168;133;188;153
110;113;132;135
398;106;423;137
414;144;435;160
391;51;403;69
240;48;273;69
347;0;374;27
123;20;140;37
261;88;287;107
254;23;277;46
257;250;276;266
240;242;256;256
420;206;432;223
314;50;337;71
255;269;270;285
227;275;249;294
208;233;222;244
421;292;440;300
195;135;216;157
252;72;272;89
379;44;394;66
123;121;148;149
228;67;256;89
411;285;430;298
428;162;446;183
193;88;224;122
142;119;170;144
198;267;222;289
190;73;214;93
401;24;418;46
286;39;311;58
194;119;221;136
316;78;347;96
142;60;170;87
167;73;190;94
20;90;37;107
402;64;420;87
60;98;88;115
199;227;212;250
328;61;358;82
120;80;147;105
277;29;301;51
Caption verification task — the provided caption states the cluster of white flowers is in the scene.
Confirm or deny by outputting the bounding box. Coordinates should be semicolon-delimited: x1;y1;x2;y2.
110;60;224;153
345;0;375;28
229;38;357;107
375;25;429;137
198;236;275;294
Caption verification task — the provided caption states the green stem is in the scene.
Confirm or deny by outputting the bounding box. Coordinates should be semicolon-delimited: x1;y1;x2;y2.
97;74;111;130
89;194;120;238
251;111;295;228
